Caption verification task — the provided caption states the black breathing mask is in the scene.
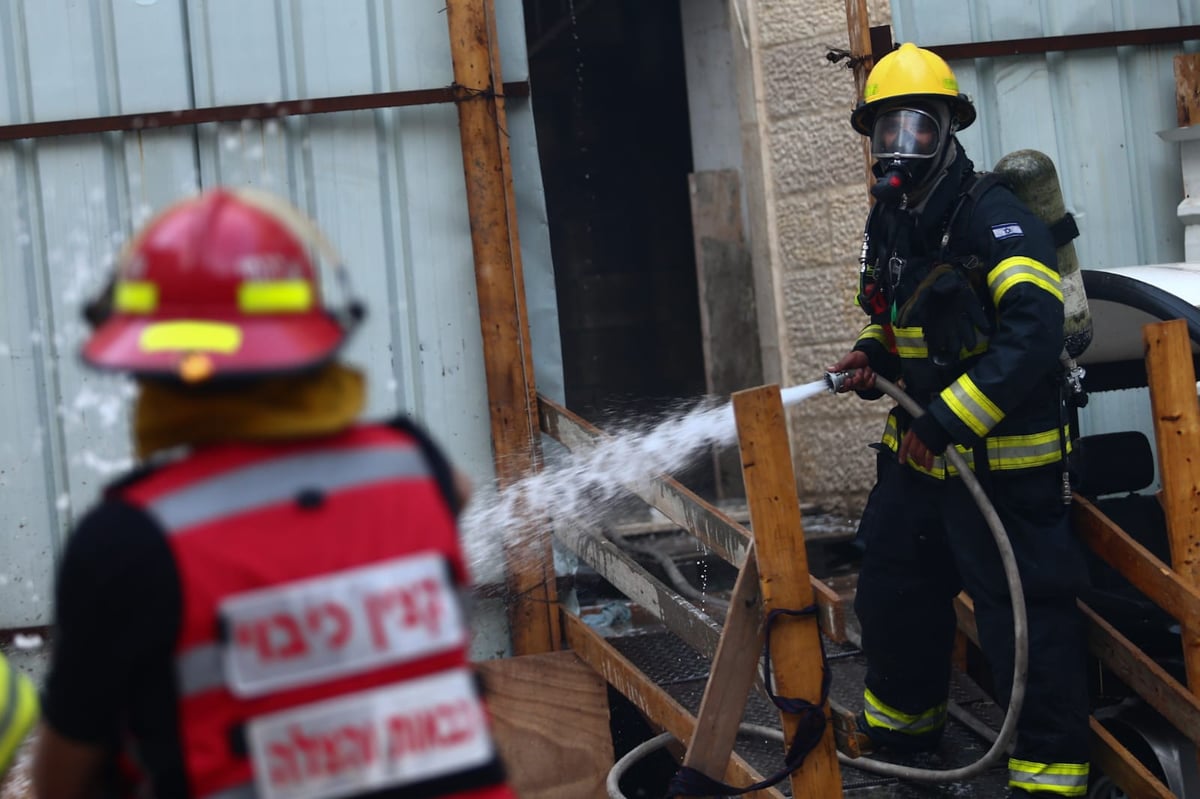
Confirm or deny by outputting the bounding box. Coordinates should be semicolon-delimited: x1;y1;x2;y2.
869;106;947;205
871;160;913;204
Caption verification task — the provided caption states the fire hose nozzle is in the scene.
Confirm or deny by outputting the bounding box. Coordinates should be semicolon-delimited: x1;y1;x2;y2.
824;370;853;394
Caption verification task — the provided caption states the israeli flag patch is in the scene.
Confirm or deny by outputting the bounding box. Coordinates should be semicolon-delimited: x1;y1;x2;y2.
991;223;1024;240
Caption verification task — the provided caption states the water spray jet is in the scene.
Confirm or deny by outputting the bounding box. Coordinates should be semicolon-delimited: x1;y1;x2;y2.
459;381;828;576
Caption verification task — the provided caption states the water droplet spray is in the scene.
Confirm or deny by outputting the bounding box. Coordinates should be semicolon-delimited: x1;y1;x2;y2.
459;380;828;574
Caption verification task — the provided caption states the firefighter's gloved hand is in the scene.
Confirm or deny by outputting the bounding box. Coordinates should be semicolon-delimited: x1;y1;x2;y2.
898;265;990;367
900;413;952;470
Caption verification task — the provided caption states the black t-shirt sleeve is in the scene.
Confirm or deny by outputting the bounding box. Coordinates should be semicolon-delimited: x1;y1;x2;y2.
42;499;181;745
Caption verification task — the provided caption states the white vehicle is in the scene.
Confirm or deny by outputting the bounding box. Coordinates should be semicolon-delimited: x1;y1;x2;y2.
1073;264;1200;798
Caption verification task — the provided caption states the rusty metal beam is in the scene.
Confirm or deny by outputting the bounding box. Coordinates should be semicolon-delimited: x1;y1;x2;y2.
0;82;530;142
868;24;1200;62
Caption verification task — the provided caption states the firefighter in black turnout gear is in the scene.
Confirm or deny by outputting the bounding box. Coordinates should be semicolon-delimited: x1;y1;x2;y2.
829;43;1091;797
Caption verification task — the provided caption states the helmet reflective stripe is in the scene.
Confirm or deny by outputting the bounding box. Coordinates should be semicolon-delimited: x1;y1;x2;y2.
238;280;314;313
115;281;158;313
1008;758;1089;796
141;322;243;354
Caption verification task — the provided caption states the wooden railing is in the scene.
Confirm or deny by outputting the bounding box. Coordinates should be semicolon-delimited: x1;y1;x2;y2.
953;318;1200;798
539;320;1200;798
539;388;845;797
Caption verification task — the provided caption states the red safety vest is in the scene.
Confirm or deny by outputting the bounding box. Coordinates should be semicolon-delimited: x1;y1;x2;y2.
118;423;516;799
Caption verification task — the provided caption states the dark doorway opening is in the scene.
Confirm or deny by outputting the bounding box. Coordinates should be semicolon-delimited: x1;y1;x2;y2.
522;0;710;493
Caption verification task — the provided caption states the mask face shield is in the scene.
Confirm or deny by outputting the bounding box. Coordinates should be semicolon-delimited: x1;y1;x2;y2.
870;108;941;161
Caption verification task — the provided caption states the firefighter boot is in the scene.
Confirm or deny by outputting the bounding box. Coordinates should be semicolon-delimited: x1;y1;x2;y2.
839;710;943;758
831;704;871;758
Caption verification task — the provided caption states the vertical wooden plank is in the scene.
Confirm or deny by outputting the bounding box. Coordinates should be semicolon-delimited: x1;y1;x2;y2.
844;0;875;195
679;547;765;789
688;169;760;500
446;0;560;655
1143;318;1200;775
1175;53;1200;128
733;386;843;797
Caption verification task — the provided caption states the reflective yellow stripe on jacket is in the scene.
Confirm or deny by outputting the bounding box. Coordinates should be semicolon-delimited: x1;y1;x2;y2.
856;323;889;348
882;410;1069;478
940;373;1004;438
892;325;988;361
926;257;1060;440
988;257;1062;306
0;654;38;778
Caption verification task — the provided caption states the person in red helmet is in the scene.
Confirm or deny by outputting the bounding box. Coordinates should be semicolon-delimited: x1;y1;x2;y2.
32;188;515;799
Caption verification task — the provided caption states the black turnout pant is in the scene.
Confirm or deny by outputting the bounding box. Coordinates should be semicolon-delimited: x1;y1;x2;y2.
853;450;1091;765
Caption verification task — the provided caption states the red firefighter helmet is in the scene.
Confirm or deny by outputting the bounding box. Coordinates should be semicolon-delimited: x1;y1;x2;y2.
82;188;361;382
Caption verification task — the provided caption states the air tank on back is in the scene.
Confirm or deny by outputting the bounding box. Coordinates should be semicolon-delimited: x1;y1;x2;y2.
993;149;1092;360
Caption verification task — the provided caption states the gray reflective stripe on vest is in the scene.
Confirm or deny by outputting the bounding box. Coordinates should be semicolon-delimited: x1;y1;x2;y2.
149;446;428;532
199;780;257;799
165;444;428;697
177;643;224;697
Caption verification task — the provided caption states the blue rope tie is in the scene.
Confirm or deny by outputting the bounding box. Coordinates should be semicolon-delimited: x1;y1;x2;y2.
667;605;831;797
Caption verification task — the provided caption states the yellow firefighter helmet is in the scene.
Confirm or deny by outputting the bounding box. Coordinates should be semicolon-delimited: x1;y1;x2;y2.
851;43;976;136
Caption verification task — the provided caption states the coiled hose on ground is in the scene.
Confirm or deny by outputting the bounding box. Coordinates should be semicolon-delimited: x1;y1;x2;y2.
605;375;1029;796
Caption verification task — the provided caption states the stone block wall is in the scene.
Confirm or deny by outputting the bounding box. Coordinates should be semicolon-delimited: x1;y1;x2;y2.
743;0;892;514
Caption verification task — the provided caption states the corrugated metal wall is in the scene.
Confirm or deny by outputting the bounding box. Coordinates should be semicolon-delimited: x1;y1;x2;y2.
0;0;561;632
892;1;1200;271
891;1;1200;487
